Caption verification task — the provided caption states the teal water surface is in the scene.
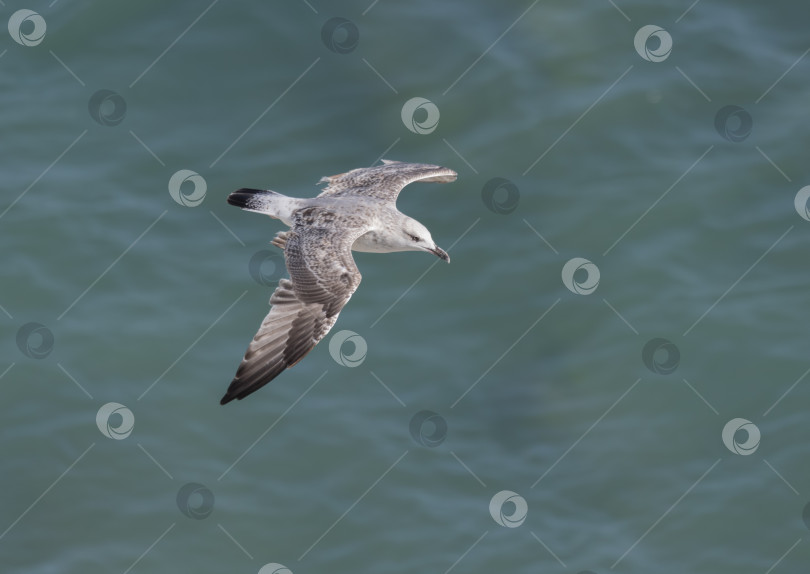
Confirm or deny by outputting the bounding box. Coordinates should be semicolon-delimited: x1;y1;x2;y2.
3;1;810;573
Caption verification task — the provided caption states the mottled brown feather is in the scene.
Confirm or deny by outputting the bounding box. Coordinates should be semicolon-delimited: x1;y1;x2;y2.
317;160;457;203
220;211;364;404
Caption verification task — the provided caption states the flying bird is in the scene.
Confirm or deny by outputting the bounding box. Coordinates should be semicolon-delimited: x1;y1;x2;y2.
220;160;457;404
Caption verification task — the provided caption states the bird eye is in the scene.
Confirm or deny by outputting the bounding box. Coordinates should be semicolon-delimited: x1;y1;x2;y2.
407;233;420;242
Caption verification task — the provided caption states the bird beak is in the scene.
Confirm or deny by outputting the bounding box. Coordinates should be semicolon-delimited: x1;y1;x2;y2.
429;245;450;263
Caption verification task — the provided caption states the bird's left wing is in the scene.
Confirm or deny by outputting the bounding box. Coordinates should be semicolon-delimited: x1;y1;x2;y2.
316;160;457;204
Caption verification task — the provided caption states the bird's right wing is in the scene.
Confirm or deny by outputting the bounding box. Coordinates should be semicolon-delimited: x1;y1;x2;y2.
220;207;366;404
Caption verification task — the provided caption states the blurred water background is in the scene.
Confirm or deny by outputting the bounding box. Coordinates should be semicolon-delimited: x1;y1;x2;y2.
3;1;810;572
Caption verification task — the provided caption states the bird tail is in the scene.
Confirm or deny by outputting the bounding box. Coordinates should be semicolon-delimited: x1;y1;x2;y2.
227;188;281;211
227;188;299;225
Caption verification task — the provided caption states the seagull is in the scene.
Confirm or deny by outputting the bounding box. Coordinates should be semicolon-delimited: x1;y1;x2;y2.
220;160;457;404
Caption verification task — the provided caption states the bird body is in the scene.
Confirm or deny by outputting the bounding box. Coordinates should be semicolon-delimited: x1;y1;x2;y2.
220;160;456;404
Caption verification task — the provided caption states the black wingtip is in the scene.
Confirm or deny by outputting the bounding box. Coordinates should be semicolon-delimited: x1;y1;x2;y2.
219;378;243;405
227;188;266;209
